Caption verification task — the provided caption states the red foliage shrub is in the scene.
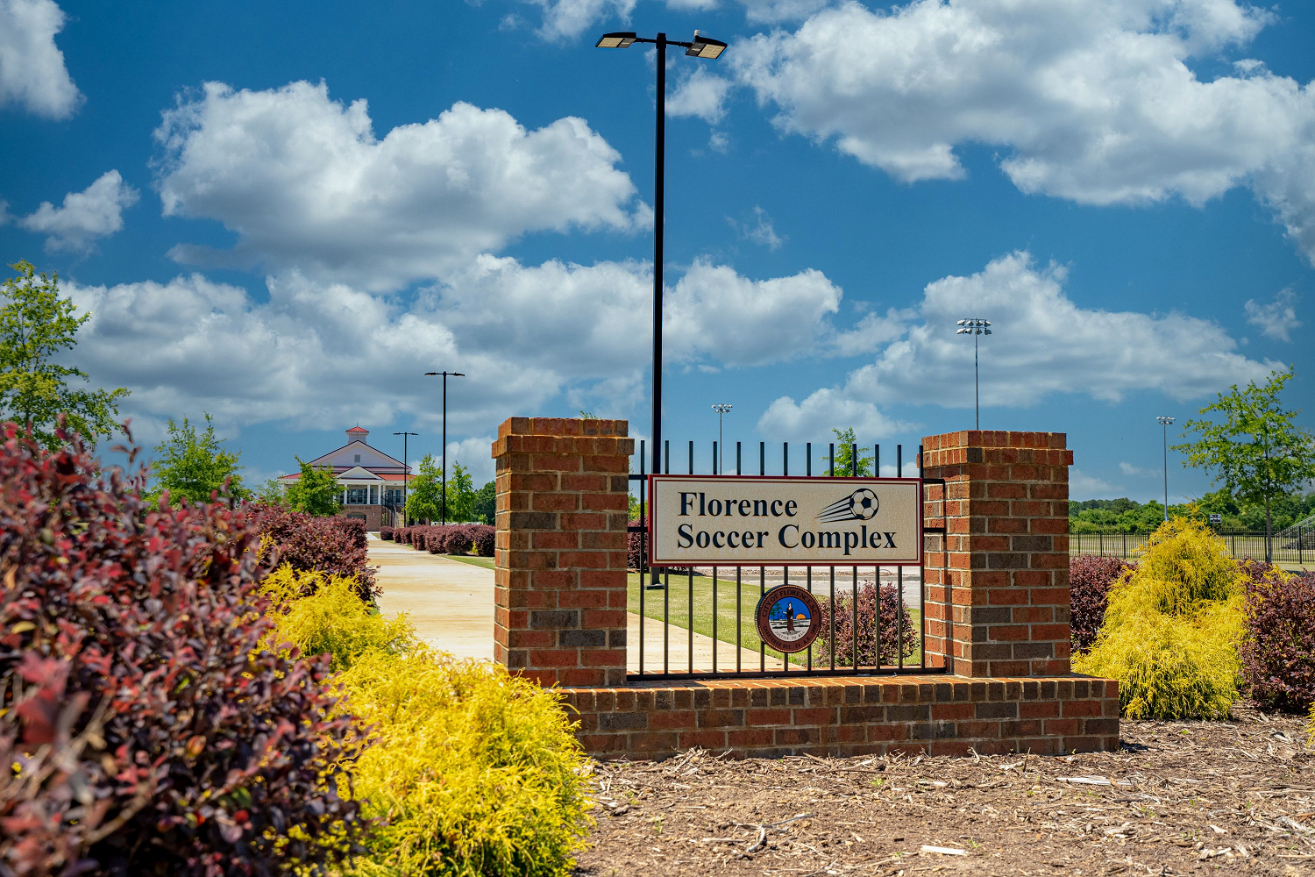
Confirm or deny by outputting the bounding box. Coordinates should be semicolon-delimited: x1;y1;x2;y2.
379;526;394;541
816;581;917;666
1069;555;1134;652
445;528;473;556
472;525;495;557
0;424;367;877
627;521;645;570
1239;560;1315;713
254;506;377;600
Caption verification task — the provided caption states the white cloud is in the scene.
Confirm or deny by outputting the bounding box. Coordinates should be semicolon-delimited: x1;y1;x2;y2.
1119;461;1156;477
665;259;842;366
727;205;783;250
0;0;81;118
523;0;636;39
153;81;646;290
1070;468;1120;499
757;250;1280;431
62;256;848;441
445;435;497;489
19;170;138;252
841;250;1279;408
729;0;1315;262
738;0;831;23
1244;287;1300;342
667;66;732;124
757;388;914;442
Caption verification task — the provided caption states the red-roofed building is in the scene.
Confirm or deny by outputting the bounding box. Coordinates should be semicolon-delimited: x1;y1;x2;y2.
277;426;410;530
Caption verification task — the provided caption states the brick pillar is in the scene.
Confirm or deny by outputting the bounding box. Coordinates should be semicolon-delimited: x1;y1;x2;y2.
492;417;633;687
919;431;1072;678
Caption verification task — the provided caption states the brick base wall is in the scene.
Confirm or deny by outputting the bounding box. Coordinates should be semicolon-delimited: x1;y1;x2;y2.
561;675;1119;761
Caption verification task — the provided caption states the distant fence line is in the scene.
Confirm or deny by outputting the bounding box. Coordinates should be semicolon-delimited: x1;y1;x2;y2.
1070;528;1312;565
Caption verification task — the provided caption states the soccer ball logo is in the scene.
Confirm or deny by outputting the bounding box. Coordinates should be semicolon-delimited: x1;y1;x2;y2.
819;488;880;523
848;488;879;520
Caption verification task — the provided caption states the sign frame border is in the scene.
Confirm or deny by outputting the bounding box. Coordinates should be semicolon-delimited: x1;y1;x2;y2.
647;474;924;568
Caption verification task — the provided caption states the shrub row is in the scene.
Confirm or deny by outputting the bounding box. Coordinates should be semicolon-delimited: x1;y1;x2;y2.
0;424;366;876
393;524;495;557
254;505;378;601
263;567;593;875
380;525;395;541
1070;544;1315;715
817;581;918;667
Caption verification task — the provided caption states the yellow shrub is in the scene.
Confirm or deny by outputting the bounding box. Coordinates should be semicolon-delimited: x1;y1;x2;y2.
1074;519;1245;720
338;649;593;877
260;566;414;671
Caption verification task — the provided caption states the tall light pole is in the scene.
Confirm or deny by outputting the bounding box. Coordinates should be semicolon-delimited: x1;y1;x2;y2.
596;29;727;481
1155;416;1174;522
393;431;418;527
424;371;464;524
956;318;991;429
711;403;732;471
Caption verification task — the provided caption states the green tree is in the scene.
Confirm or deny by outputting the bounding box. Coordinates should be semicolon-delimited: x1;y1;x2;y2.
1173;369;1315;559
148;412;248;504
472;480;496;524
0;260;129;447
826;427;874;476
255;477;291;507
445;461;475;522
285;457;342;516
405;454;444;523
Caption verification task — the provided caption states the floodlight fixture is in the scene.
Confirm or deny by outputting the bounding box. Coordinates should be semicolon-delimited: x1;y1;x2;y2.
595;31;637;48
424;370;466;524
687;31;727;59
1156;416;1175;521
956;317;992;428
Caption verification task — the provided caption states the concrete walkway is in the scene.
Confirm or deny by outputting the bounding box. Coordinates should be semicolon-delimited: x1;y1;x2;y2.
371;539;496;661
370;540;762;673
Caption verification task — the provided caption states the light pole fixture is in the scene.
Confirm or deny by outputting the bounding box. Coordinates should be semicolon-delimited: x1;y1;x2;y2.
955;318;992;429
711;403;732;472
1155;416;1174;522
423;371;465;525
393;431;419;527
596;28;727;484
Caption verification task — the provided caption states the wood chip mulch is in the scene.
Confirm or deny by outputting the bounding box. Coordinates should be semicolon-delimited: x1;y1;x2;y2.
575;704;1314;876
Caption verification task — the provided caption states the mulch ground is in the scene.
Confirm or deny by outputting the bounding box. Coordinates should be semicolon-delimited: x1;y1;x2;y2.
575;704;1315;876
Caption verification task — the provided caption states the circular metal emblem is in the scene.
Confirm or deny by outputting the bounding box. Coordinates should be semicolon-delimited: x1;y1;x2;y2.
755;585;822;654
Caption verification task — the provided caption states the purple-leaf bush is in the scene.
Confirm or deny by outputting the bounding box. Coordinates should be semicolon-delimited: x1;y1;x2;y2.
379;526;394;541
255;506;377;601
0;423;367;877
1239;560;1315;713
1069;555;1135;653
816;581;918;666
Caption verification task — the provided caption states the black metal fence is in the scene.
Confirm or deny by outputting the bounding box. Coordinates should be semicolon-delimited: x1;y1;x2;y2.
627;439;946;681
1070;528;1312;565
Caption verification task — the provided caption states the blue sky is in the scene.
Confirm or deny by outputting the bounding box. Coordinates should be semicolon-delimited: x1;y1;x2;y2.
1;0;1311;502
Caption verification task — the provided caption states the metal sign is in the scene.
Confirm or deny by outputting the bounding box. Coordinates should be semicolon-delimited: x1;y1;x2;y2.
755;585;821;653
1209;513;1222;525
649;475;922;566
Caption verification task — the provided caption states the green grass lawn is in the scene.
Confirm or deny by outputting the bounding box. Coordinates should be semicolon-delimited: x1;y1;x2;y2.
627;569;923;670
443;554;495;570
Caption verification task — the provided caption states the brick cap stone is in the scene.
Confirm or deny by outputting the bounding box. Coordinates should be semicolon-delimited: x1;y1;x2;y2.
921;430;1067;452
498;417;629;439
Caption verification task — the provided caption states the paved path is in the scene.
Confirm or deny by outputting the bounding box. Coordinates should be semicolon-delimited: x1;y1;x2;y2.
371;539;495;661
370;540;761;672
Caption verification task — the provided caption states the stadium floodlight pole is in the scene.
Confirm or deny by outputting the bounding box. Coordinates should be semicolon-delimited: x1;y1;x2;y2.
393;431;419;527
955;318;992;429
1155;416;1174;522
712;403;732;471
424;371;465;524
596;28;727;483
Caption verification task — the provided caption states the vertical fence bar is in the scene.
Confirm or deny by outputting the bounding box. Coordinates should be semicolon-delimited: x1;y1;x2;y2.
712;567;718;673
688;567;694;674
783;442;790;672
736;441;743;673
806;444;813;670
897;445;905;671
829;566;836;670
663;567;669;675
638;439;645;675
760;442;766;673
852;447;859;669
852;566;859;669
919;444;927;670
